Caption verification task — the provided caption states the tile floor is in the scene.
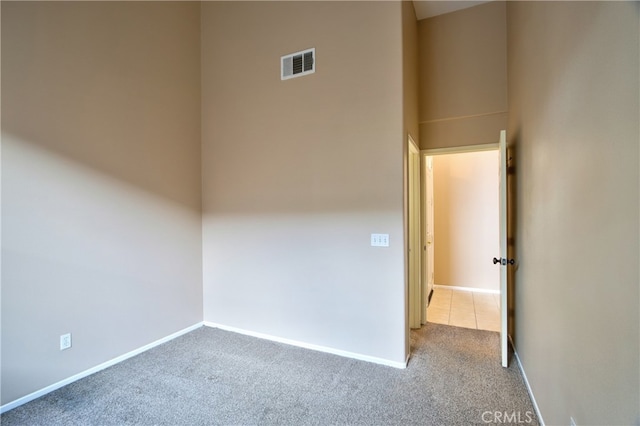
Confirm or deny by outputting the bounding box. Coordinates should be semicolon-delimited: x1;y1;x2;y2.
427;287;501;332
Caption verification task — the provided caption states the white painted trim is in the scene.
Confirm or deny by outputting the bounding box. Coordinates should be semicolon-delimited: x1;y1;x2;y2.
510;336;545;426
408;135;422;330
433;284;500;295
204;322;407;369
421;143;498;156
0;322;204;414
498;129;508;368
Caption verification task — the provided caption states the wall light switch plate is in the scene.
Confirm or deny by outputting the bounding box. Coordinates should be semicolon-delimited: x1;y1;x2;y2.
371;233;389;247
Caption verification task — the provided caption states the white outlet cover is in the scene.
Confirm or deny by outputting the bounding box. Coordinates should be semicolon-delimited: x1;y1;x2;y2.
60;333;72;351
371;233;390;247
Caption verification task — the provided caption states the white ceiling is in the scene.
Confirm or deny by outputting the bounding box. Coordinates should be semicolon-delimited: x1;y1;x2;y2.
412;1;492;20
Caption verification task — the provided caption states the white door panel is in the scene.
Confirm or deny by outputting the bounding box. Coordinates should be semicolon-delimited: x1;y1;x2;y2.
498;130;509;367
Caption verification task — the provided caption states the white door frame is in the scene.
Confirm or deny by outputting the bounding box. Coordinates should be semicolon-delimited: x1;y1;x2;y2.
408;136;422;330
497;130;509;367
420;154;434;325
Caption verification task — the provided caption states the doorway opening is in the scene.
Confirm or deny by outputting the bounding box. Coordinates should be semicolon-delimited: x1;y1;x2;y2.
421;146;500;332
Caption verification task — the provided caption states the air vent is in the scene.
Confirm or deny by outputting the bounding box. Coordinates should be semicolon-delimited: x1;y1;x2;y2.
281;48;315;80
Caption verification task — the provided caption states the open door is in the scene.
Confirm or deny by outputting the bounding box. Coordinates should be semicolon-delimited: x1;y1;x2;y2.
497;130;509;367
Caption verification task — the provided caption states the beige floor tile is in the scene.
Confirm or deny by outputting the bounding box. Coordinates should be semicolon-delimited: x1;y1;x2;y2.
429;306;450;316
451;302;474;310
492;293;501;308
430;302;450;311
429;297;450;307
475;302;498;309
451;297;471;307
428;288;504;332
476;308;500;330
476;316;501;332
428;304;450;313
476;310;499;322
449;314;477;329
449;305;475;316
427;313;449;325
450;309;476;321
427;305;449;314
429;306;448;316
451;302;474;313
430;292;451;304
451;291;473;301
474;303;498;316
427;306;450;318
473;293;495;304
474;294;497;303
452;290;473;298
431;296;451;304
475;313;498;325
427;307;450;322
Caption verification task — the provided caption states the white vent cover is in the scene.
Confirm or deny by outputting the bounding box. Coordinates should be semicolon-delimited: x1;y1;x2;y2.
281;48;315;80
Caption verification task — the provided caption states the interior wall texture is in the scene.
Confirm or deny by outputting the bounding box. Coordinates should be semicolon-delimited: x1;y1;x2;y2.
1;2;203;405
417;1;507;150
403;0;420;144
432;151;499;291
507;2;639;424
201;2;407;365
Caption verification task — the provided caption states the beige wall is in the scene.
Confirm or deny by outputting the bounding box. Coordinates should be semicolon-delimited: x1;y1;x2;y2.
402;0;420;352
418;1;507;149
1;2;203;405
507;2;639;424
201;2;407;364
432;150;499;291
403;0;420;143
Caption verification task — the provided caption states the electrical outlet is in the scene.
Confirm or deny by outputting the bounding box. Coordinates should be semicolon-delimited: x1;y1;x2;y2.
60;333;72;351
371;233;390;247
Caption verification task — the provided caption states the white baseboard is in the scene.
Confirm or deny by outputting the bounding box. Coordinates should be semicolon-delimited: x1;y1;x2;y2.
510;336;545;426
0;322;204;414
434;284;500;294
203;321;407;369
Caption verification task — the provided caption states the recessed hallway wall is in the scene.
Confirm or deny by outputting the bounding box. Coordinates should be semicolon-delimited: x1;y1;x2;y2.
417;1;507;149
432;150;499;291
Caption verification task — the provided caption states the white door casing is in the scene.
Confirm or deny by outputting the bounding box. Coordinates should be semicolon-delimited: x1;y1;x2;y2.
408;136;421;329
421;156;435;325
498;129;509;368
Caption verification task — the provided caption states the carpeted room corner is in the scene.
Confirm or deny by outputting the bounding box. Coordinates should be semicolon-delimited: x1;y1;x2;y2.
0;324;538;425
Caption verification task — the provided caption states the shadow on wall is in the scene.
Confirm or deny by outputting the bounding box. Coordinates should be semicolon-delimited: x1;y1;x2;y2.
1;1;204;407
506;128;519;346
1;1;202;211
